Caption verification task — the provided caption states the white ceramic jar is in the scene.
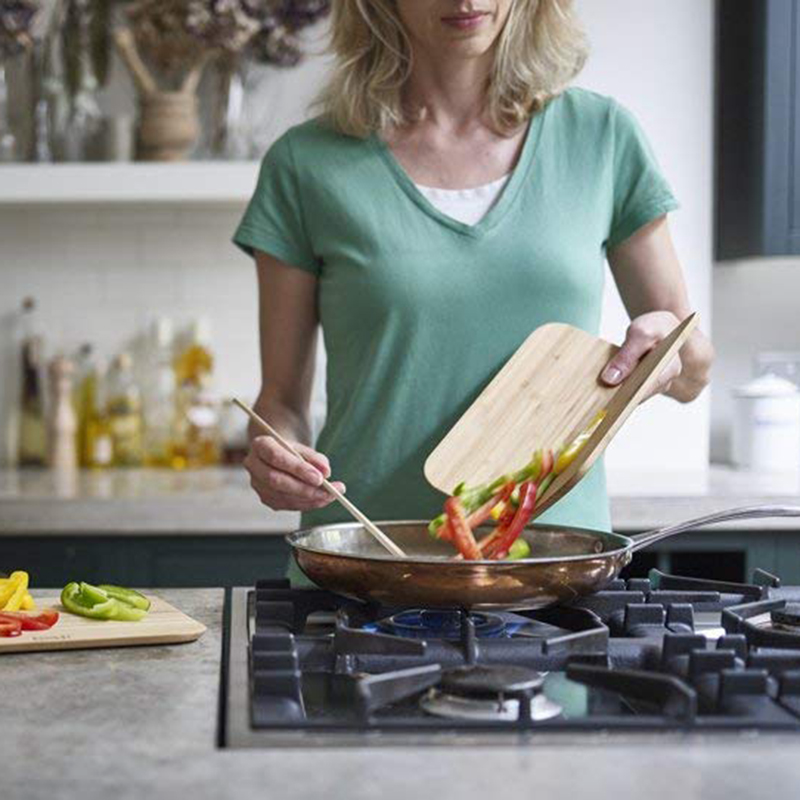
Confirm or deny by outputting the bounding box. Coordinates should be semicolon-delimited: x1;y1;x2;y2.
732;374;800;472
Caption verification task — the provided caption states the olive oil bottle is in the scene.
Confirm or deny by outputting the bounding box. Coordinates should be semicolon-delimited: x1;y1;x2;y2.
143;317;179;468
174;317;214;388
74;346;113;469
73;343;96;467
172;318;220;468
84;362;113;469
106;353;143;467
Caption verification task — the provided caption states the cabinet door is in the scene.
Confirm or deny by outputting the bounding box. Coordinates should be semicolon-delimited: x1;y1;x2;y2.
150;538;290;587
787;0;800;251
716;0;800;257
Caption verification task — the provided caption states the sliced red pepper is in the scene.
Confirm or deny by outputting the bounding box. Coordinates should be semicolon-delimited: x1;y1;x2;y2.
444;496;482;560
466;482;515;528
0;608;59;631
438;483;515;546
0;616;22;637
436;521;454;543
484;480;538;560
496;497;518;529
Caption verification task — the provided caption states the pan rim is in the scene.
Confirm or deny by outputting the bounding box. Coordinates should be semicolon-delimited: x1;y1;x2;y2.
285;519;634;565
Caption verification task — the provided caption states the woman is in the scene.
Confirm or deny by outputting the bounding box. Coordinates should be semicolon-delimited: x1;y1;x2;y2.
234;0;713;542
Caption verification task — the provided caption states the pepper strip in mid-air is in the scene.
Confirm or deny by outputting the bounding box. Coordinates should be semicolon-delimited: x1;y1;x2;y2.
428;410;606;560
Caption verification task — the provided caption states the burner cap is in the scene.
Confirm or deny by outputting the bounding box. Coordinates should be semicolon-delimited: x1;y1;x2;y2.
440;664;545;697
420;688;562;722
771;604;800;629
374;609;507;640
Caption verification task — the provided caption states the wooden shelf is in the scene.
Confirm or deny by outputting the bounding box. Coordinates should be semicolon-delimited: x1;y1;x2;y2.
0;162;260;205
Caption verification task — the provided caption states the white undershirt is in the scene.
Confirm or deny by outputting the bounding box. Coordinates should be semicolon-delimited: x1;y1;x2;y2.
415;173;511;226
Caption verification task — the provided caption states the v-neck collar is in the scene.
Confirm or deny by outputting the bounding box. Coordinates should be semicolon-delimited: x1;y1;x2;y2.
370;107;549;238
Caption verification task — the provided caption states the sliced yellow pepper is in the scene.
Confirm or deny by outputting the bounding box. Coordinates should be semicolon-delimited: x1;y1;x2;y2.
0;574;23;607
554;409;607;475
1;571;29;611
21;592;36;610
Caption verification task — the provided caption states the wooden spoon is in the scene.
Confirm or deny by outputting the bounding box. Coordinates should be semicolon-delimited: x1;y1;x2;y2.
424;314;698;520
232;399;406;557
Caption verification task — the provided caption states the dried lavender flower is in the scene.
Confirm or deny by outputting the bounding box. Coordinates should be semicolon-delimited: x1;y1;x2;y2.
0;0;40;62
128;0;206;77
125;0;326;76
248;0;329;66
184;0;260;54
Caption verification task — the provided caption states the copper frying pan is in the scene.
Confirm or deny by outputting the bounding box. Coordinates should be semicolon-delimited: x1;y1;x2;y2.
287;505;800;610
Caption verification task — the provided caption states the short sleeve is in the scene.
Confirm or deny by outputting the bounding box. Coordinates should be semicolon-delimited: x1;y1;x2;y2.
232;133;320;275
606;102;679;250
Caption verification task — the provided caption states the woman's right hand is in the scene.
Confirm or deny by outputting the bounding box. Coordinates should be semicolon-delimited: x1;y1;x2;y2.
244;435;346;512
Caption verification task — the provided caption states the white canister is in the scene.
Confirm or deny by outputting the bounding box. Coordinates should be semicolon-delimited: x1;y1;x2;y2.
732;374;800;472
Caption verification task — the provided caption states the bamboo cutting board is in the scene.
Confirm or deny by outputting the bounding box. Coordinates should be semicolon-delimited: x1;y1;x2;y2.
0;594;206;654
424;315;697;518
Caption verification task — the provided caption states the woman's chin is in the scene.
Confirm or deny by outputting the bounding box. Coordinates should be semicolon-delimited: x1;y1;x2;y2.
437;35;496;59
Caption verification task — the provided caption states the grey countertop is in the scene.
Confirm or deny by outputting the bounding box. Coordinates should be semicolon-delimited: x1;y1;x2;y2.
1;465;799;535
6;588;800;800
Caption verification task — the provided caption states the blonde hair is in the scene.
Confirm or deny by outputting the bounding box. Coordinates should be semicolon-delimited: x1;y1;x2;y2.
317;0;588;138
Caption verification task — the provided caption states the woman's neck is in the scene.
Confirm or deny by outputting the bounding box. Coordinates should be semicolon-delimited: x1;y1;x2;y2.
403;47;494;133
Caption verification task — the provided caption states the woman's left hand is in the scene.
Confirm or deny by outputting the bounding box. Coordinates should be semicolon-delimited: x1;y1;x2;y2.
600;310;687;401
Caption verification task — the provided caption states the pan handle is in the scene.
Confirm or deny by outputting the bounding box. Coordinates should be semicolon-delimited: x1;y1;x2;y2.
628;504;800;553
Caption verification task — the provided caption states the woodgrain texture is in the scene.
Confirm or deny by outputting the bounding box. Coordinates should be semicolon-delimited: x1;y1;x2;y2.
0;594;206;654
424;316;698;516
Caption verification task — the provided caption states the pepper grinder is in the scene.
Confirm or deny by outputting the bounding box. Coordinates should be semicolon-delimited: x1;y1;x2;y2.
48;355;78;470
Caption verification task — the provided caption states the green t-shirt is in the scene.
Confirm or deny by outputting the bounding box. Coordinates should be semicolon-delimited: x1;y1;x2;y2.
234;87;678;535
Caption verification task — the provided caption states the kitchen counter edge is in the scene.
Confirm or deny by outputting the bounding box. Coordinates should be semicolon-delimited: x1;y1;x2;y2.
1;465;799;535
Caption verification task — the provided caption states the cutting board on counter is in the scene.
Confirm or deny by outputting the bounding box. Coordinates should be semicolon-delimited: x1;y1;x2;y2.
0;594;206;654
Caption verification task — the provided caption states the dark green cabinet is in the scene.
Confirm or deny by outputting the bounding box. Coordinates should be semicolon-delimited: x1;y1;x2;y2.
0;536;291;588
716;0;800;258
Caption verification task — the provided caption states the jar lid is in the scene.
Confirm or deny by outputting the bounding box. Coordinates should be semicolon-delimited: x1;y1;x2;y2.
733;373;800;398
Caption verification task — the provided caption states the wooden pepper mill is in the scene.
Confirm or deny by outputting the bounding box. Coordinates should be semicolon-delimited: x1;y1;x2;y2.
48;356;78;471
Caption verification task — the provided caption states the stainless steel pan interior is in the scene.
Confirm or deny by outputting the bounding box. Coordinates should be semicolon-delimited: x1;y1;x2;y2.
287;505;800;610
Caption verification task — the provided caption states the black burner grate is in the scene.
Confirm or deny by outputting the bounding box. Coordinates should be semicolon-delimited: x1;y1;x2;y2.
221;569;800;745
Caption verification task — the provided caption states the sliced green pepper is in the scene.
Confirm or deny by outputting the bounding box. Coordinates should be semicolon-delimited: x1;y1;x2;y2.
536;472;555;499
507;539;531;560
428;513;447;536
61;582;148;622
98;585;151;611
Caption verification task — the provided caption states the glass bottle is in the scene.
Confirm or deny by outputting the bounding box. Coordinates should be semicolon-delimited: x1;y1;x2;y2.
210;57;249;160
30;21;65;163
84;361;112;469
73;343;96;467
0;60;17;162
18;298;47;467
35;0;70;162
173;318;220;468
106;353;143;467
143;317;179;468
61;0;102;162
174;317;214;388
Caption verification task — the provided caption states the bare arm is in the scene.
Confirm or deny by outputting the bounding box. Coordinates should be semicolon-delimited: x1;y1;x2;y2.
602;217;714;402
243;251;343;511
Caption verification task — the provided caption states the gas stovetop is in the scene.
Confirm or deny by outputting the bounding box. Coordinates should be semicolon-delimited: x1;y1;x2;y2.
220;569;800;748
